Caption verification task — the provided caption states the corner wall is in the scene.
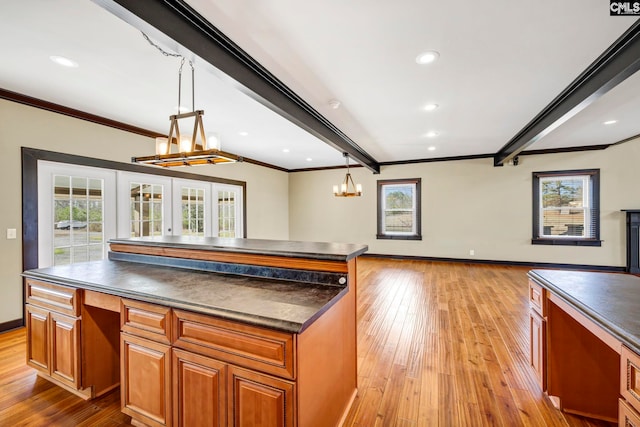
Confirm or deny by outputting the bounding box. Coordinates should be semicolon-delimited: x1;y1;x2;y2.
0;98;289;325
289;139;640;268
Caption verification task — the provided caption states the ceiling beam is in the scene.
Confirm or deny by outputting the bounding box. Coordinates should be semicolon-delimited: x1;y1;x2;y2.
494;19;640;166
94;0;380;173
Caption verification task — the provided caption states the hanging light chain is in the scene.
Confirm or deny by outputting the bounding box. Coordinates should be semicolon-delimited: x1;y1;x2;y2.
142;32;195;113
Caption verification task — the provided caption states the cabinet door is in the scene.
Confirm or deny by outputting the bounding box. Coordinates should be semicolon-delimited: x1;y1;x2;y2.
26;304;50;372
173;349;227;427
121;333;171;427
228;366;295;427
529;310;546;391
50;311;81;389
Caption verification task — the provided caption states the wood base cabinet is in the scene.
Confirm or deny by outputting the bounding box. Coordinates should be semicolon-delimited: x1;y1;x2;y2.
25;280;86;397
529;310;546;390
528;280;547;391
172;348;227;427
121;333;172;427
229;366;294;427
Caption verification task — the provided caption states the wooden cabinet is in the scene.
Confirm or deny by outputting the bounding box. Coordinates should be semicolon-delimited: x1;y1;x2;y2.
620;398;640;427
121;333;172;427
173;348;227;427
172;310;295;427
120;299;172;427
620;346;640;426
25;279;87;397
528;280;547;390
529;310;546;390
25;304;49;371
229;365;294;427
24;246;360;426
50;311;81;389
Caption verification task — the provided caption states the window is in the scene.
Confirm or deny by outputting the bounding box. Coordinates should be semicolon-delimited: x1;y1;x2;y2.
532;169;600;246
377;178;422;240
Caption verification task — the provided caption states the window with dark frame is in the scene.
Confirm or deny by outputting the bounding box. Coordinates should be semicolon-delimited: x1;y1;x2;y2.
377;178;422;240
532;169;601;247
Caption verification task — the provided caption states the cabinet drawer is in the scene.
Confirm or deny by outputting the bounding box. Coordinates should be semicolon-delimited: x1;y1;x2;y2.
26;279;80;317
173;310;295;380
121;299;171;344
622;345;640;414
620;398;640;427
528;280;546;316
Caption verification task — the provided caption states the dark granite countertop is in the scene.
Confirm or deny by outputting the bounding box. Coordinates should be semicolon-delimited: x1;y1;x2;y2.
109;236;368;262
528;269;640;354
23;259;347;333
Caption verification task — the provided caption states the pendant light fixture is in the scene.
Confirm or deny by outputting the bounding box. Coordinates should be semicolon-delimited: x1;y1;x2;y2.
132;37;239;167
333;153;362;197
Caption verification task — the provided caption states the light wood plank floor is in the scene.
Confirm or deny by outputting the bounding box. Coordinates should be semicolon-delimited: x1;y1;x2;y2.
0;258;614;426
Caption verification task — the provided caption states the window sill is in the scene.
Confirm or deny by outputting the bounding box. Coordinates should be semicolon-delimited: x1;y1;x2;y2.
531;238;602;247
377;234;422;241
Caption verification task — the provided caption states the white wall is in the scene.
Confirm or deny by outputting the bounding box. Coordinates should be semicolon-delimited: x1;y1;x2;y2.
0;98;289;324
289;138;640;267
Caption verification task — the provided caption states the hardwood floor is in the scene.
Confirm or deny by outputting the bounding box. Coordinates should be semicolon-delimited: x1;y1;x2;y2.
0;258;614;426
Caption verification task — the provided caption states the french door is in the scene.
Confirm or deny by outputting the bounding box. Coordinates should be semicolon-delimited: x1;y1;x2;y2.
173;179;243;238
38;163;245;268
37;161;116;268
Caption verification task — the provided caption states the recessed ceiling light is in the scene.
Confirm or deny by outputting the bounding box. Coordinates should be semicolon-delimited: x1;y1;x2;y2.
415;51;440;65
428;146;436;151
49;55;79;68
425;131;439;138
238;131;249;136
424;103;439;112
282;148;290;153
603;120;618;125
306;158;313;162
329;99;341;109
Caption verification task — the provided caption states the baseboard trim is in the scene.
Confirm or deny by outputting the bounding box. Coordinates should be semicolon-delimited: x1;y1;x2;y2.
361;253;626;273
0;318;24;333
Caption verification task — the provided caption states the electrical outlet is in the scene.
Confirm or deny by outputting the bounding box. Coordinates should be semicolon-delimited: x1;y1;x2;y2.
6;228;17;239
469;249;475;256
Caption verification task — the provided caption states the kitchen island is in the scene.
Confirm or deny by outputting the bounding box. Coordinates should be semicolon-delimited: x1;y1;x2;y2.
22;236;367;427
527;269;640;425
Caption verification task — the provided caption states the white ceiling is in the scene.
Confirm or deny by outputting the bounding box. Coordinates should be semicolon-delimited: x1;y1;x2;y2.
0;1;638;170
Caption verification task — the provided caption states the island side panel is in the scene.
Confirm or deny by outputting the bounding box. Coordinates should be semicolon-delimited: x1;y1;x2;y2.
296;258;358;427
546;299;619;422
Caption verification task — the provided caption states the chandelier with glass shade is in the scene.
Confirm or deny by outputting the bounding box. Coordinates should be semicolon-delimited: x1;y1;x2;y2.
333;153;362;197
132;38;239;167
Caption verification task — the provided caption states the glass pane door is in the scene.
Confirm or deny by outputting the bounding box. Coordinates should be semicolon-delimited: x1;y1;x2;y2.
213;184;243;238
38;161;116;268
129;182;164;237
172;179;211;237
117;172;172;238
53;175;105;265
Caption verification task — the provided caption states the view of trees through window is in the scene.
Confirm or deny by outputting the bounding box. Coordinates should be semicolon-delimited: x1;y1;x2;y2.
383;184;415;234
217;190;236;237
53;175;104;265
541;176;589;237
182;187;205;236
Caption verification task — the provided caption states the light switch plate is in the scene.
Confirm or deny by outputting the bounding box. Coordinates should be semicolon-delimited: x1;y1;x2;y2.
6;228;17;239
